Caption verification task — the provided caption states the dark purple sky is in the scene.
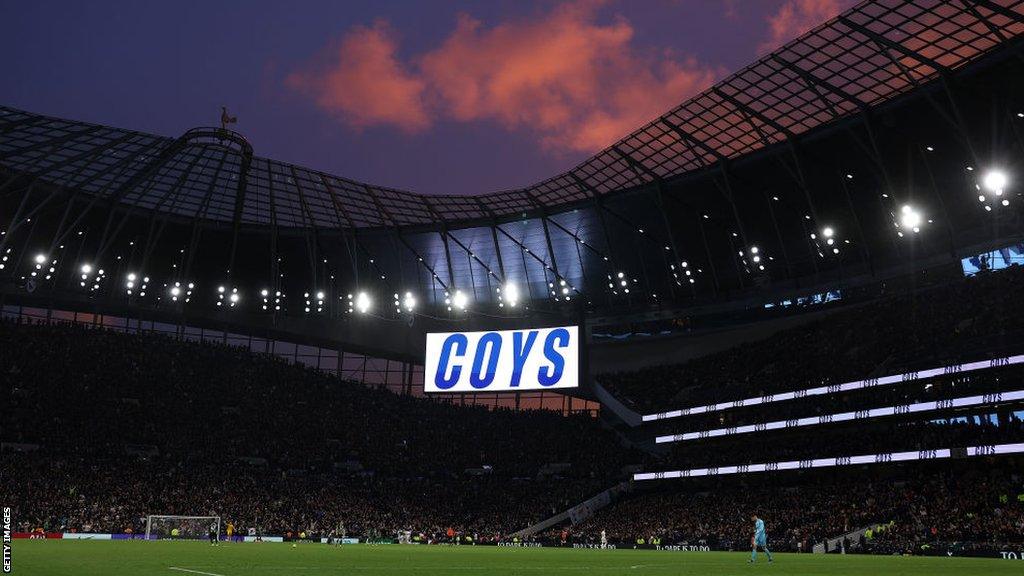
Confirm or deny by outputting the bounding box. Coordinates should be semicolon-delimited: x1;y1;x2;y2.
1;0;851;195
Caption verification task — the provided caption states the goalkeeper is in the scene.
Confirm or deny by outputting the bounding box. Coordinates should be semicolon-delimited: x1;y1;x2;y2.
749;514;773;563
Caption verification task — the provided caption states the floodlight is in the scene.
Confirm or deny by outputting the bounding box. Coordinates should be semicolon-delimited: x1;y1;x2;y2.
983;170;1007;193
900;205;922;232
452;290;468;310
355;291;371;314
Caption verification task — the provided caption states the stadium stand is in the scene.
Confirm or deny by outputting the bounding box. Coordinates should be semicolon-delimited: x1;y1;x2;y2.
0;317;637;540
3;266;1023;551
599;266;1024;413
570;466;1024;555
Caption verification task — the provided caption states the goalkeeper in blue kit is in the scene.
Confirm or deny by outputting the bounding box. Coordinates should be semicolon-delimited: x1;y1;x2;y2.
749;514;773;563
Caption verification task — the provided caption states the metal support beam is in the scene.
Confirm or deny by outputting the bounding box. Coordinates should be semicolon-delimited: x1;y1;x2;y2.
181;150;230;285
0;125;106;161
439;228;457;290
836;171;874;275
489;224;507;283
770;55;868;111
225;143;254;276
966;0;1024;26
92;137;189;258
659;118;727;163
395;232;448;292
290;167;323;291
446;229;503;287
713;87;795;140
837;16;952;75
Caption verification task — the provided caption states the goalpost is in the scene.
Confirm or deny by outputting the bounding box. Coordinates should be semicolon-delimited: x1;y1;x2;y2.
145;515;221;541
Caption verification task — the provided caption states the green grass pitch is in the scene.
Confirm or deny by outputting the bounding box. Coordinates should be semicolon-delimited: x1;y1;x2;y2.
10;540;1022;576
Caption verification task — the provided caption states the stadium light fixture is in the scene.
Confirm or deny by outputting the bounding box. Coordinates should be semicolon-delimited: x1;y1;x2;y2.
355;291;371;314
305;291;325;313
899;204;923;233
86;268;106;292
982;170;1008;195
80;263;92;274
401;291;416;313
216;285;239;307
346;291;370;314
739;246;766;272
449;290;468;311
499;282;519;308
31;253;54;278
812;226;842;256
613;271;627;288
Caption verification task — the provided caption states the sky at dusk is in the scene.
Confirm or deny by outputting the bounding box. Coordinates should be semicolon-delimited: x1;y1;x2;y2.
1;0;855;195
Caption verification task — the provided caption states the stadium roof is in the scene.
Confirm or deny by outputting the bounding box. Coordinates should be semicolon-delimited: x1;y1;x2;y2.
2;0;1024;353
3;0;1022;230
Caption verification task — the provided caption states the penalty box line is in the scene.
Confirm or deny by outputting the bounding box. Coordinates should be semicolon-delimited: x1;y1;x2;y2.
169;567;227;576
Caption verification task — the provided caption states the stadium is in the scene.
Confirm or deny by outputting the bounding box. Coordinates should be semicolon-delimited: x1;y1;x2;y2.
3;0;1024;574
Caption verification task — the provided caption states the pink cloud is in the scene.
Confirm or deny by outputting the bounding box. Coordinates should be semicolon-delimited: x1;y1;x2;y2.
286;2;720;153
285;21;430;133
758;0;855;54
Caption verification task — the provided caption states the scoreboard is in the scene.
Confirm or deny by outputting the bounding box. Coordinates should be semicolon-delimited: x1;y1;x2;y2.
424;325;579;393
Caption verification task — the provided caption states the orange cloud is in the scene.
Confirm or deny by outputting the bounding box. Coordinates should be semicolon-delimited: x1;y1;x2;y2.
285;21;430;133
758;0;853;54
287;2;719;153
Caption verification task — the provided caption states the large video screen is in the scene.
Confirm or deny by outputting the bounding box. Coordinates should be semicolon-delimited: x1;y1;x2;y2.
424;325;579;393
961;242;1024;275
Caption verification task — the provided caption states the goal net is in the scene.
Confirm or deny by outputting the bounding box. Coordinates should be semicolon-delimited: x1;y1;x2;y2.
145;515;221;541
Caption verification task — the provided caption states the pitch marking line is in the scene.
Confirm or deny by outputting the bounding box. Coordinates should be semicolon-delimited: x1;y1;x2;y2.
169;567;227;576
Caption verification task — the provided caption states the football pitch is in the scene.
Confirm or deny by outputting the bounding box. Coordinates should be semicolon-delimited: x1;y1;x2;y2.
10;540;1023;576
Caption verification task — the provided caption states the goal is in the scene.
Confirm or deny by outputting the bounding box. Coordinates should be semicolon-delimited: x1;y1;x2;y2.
145;515;221;541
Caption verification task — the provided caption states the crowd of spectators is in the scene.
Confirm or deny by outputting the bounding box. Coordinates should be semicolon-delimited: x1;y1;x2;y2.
0;317;635;539
644;366;1024;438
599;266;1024;412
3;450;604;541
4;267;1024;551
570;467;1024;553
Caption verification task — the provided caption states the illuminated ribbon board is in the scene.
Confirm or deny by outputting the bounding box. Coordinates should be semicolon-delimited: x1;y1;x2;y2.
641;355;1024;423
633;443;1024;481
656;390;1024;444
